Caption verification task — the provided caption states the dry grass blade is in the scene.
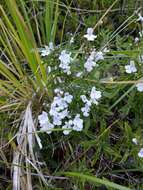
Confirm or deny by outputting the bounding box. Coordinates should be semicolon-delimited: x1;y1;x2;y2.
11;102;48;190
12;151;21;190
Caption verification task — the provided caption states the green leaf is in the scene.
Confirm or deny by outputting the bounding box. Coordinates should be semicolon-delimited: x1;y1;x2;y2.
64;172;132;190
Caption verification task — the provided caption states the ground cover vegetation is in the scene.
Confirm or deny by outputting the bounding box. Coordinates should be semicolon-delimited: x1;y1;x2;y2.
0;0;143;189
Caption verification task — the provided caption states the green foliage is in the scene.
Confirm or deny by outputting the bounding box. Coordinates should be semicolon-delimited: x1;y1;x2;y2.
0;0;143;190
64;172;131;190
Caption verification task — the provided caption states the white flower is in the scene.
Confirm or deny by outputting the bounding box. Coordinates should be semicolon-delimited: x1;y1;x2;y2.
70;37;74;44
81;104;90;117
89;49;96;60
73;114;83;131
38;111;49;126
50;102;66;115
40;46;50;56
95;51;104;61
50;104;65;116
38;111;54;134
132;138;138;145
81;88;102;117
40;42;54;57
80;95;92;105
49;106;57;116
76;72;83;78
54;88;64;95
138;148;143;158
134;37;139;43
137;13;143;22
47;66;52;74
90;87;102;105
64;92;73;103
49;91;72;127
49;42;54;50
139;30;143;37
89;49;104;61
125;61;137;73
84;28;97;41
136;83;143;92
62;120;73;135
40;122;54;134
80;95;88;103
84;58;96;72
84;50;104;72
59;50;73;65
53;115;62;126
59;50;73;75
103;47;110;53
58;109;69;119
59;63;71;75
80;95;92;117
52;96;68;110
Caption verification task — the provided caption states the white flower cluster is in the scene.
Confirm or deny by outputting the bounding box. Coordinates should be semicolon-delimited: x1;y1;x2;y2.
125;60;137;74
81;87;102;117
80;95;92;117
38;87;102;135
40;42;54;57
38;111;54;134
59;50;73;75
84;50;104;72
49;89;73;126
38;25;143;139
38;89;85;135
62;114;83;135
38;89;73;134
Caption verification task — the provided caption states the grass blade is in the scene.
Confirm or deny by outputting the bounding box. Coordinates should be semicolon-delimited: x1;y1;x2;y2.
64;172;132;190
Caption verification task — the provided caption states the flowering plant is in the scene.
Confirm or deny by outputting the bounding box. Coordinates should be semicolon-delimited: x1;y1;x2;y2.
38;24;143;139
1;1;143;189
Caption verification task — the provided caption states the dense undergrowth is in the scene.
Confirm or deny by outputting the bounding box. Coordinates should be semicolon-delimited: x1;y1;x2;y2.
0;0;143;189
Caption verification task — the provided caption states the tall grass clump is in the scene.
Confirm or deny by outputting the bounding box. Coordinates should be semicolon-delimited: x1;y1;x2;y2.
0;0;143;189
